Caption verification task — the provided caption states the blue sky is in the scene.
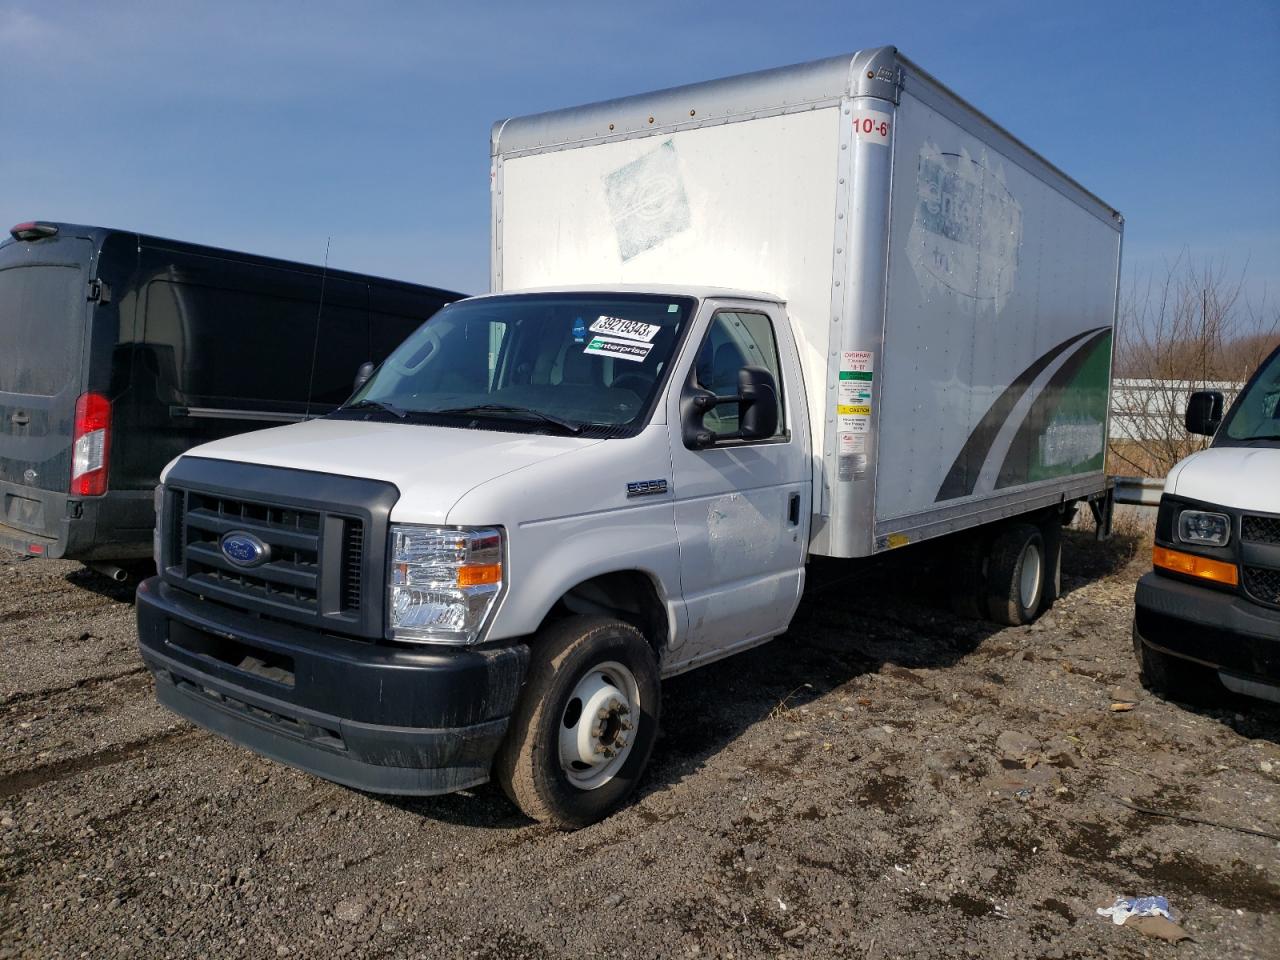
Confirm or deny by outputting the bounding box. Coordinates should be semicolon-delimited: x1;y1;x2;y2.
2;1;1277;304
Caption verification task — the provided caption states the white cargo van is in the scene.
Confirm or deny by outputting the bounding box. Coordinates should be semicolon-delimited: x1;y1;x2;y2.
137;47;1123;827
1134;346;1280;703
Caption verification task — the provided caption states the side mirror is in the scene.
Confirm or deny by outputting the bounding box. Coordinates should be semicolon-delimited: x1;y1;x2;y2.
1185;390;1224;437
353;360;376;394
737;365;779;440
681;365;779;449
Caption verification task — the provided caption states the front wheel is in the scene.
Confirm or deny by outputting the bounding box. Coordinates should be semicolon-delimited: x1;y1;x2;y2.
493;616;660;829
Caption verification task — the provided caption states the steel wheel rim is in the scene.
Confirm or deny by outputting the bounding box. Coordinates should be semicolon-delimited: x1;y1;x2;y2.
1020;542;1043;610
558;660;640;791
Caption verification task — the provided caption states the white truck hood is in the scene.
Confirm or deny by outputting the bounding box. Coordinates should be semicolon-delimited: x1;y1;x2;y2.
169;418;603;524
1165;445;1280;512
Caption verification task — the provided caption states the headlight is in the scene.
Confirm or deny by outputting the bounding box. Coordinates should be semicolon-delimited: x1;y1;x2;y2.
388;525;503;645
1178;510;1231;547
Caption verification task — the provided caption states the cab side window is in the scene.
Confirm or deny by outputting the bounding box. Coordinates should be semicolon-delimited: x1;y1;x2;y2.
693;311;784;439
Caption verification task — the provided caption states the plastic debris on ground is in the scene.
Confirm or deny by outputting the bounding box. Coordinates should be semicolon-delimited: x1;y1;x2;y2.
1096;896;1191;943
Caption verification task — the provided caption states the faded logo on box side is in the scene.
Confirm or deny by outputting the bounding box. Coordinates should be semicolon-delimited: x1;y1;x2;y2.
908;142;1022;314
603;141;691;262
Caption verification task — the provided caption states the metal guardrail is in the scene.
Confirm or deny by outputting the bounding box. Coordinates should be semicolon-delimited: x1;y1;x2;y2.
1112;475;1165;507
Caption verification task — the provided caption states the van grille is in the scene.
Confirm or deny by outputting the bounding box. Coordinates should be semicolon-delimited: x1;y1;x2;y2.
1241;515;1280;545
1243;566;1280;607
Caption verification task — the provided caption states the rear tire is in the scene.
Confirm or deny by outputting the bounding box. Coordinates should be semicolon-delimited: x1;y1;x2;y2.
1039;519;1063;614
493;616;660;829
985;523;1045;626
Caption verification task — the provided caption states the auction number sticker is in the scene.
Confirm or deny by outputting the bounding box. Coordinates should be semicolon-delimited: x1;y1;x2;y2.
853;110;892;145
590;316;661;343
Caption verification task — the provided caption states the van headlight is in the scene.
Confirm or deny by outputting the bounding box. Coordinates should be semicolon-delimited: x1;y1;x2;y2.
388;525;503;645
1177;510;1231;547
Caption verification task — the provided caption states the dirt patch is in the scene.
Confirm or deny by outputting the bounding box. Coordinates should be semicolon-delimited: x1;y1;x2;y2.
1;534;1277;959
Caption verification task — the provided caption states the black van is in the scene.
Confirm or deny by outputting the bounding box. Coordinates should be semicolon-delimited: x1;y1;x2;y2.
0;221;461;568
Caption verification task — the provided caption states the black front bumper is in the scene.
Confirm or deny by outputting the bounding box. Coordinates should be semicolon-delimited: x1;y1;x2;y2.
1134;571;1280;684
137;577;529;794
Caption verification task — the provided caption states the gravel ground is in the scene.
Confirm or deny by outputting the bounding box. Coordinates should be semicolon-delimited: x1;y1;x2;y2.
1;531;1277;959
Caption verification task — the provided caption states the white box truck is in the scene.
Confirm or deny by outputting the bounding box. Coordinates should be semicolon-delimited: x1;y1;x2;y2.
138;47;1123;827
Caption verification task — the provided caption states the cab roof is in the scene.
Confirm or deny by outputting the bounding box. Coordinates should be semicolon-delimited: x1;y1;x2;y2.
469;283;785;305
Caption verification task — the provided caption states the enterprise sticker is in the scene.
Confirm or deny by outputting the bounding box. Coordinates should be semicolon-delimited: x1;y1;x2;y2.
590;316;661;343
584;336;652;363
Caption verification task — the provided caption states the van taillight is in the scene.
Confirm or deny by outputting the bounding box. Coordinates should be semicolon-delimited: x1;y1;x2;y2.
9;221;58;241
71;393;111;496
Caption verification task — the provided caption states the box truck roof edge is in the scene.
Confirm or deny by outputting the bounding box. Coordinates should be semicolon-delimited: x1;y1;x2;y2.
490;46;1122;225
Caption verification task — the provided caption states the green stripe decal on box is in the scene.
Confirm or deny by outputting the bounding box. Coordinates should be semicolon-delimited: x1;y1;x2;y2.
995;331;1111;489
935;327;1110;503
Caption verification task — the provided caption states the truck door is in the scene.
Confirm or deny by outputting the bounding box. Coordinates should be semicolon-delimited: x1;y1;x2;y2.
666;303;810;665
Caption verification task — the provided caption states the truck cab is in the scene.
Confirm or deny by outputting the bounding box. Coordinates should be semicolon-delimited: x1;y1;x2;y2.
1134;345;1280;703
138;287;810;827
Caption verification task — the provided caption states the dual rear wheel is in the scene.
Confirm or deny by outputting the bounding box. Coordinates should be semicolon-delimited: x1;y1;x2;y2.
949;517;1063;626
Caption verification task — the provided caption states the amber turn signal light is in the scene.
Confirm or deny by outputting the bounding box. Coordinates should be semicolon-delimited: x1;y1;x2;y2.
1153;545;1238;586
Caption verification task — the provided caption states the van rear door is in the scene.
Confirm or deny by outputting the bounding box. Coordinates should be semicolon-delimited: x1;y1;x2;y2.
0;234;92;521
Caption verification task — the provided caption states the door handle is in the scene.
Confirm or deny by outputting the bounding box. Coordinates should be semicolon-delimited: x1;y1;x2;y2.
788;492;801;525
10;411;30;426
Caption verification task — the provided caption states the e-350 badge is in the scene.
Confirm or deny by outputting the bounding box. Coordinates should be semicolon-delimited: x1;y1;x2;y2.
626;479;668;498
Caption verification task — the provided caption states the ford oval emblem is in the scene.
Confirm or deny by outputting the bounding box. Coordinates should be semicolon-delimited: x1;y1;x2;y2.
220;531;270;568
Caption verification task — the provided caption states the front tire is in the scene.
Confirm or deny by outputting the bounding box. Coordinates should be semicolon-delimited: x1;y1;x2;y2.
493;616;660;829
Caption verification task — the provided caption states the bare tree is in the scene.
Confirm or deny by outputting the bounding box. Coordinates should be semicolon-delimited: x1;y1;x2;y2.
1110;253;1278;477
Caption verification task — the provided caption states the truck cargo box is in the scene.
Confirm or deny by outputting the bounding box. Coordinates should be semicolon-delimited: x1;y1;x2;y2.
491;46;1122;558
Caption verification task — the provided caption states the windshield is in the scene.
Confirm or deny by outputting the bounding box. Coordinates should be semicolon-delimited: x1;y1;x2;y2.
1221;347;1280;443
339;293;694;435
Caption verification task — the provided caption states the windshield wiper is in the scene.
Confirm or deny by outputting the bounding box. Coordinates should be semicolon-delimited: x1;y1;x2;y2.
337;399;408;419
431;404;585;434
